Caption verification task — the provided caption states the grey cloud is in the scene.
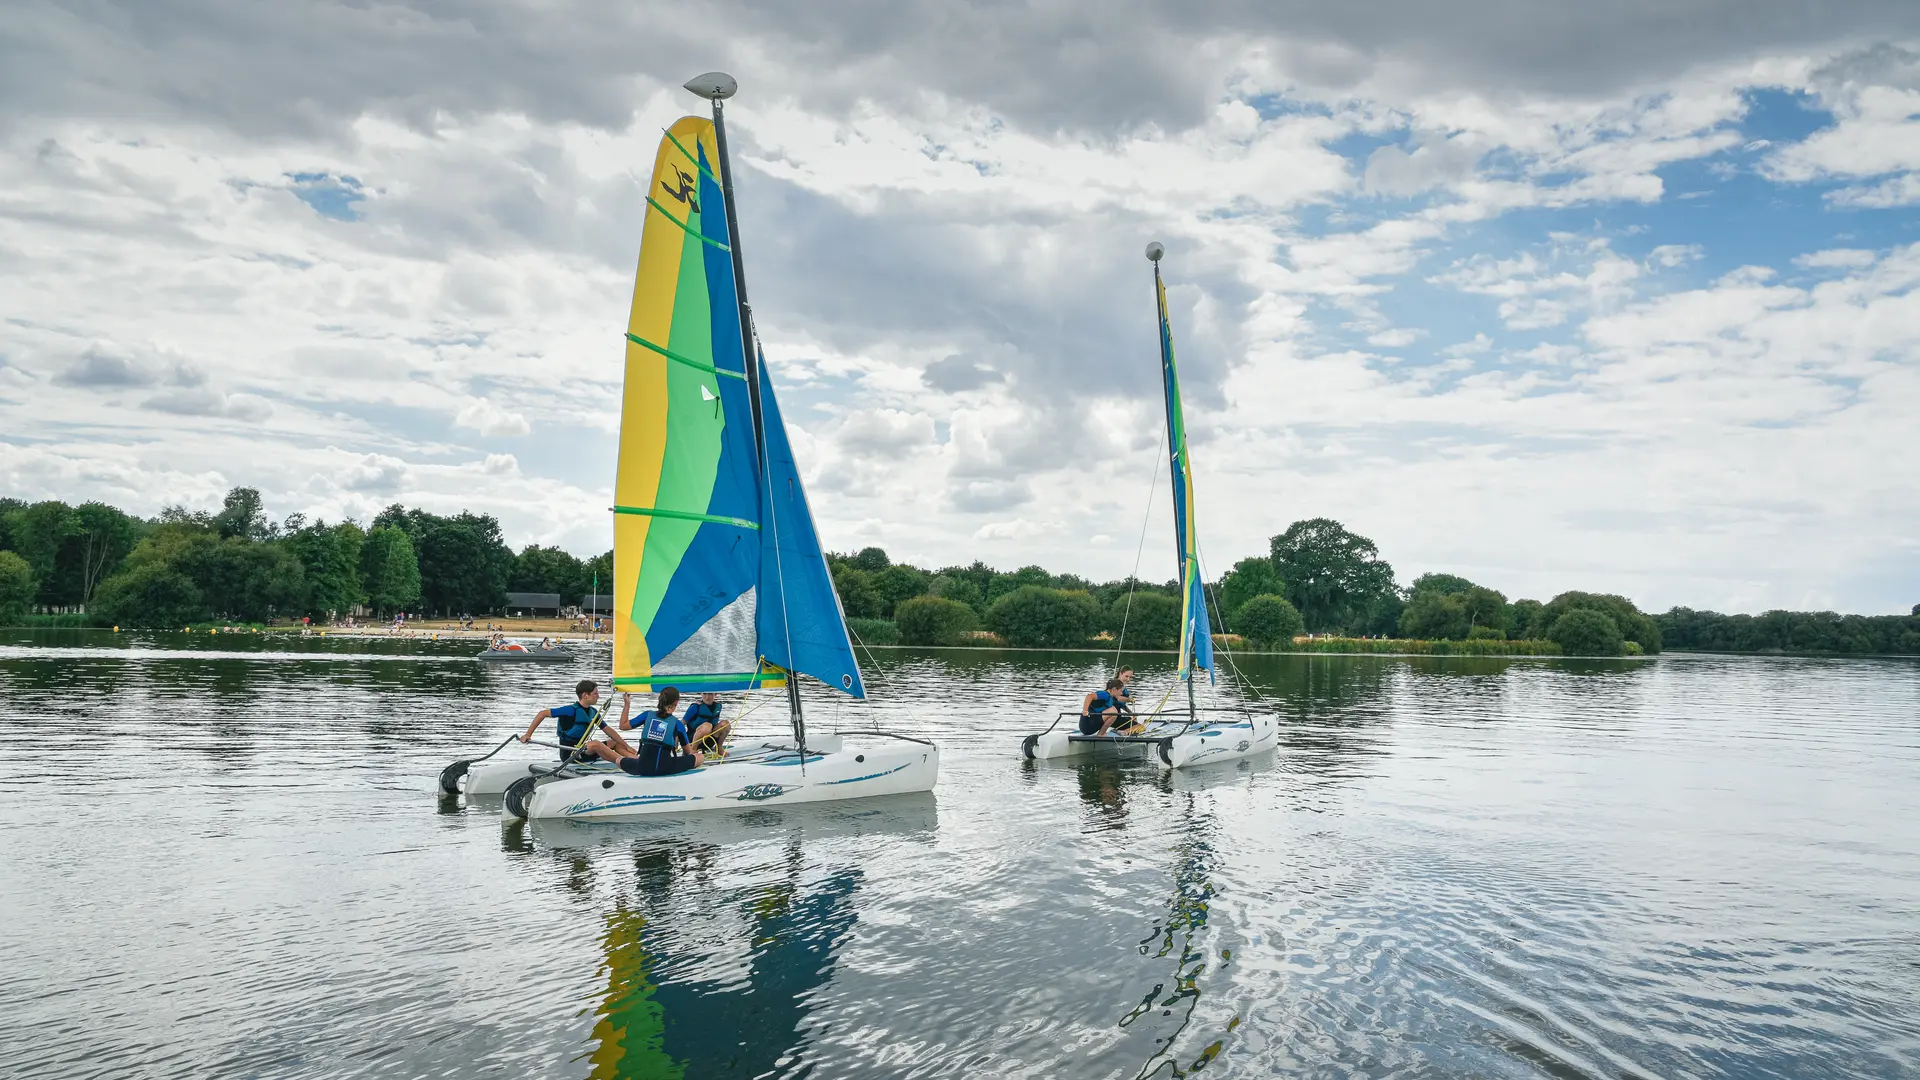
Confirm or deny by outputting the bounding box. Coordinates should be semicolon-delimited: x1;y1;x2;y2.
950;480;1032;513
9;2;1920;142
922;356;1005;393
1364;135;1483;197
54;347;156;388
143;387;274;422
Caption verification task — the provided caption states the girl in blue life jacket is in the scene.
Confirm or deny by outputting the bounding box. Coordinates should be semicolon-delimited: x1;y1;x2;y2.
574;687;705;777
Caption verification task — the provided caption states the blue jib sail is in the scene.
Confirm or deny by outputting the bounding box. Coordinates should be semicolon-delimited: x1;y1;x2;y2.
755;350;868;698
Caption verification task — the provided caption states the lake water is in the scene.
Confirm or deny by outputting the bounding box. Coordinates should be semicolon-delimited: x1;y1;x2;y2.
2;630;1917;1079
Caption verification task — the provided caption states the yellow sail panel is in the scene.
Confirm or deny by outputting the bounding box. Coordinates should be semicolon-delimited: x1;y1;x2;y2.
612;118;778;694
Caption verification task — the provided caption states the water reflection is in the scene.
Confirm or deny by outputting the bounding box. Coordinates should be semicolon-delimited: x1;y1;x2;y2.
1124;792;1239;1078
537;799;934;1078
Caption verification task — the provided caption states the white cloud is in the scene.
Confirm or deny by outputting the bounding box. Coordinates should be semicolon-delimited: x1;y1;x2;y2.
454;398;533;437
1795;248;1879;269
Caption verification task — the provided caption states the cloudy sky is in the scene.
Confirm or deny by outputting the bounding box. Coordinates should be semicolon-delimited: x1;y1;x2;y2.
3;2;1918;615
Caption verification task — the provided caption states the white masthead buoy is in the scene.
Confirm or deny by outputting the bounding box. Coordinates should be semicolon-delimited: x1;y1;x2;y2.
684;72;738;100
1146;241;1165;262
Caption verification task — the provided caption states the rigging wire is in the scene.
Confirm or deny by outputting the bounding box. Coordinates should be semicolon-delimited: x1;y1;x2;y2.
1113;419;1169;670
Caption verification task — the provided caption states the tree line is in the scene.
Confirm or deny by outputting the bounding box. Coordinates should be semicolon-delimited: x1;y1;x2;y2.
0;489;610;628
4;494;1913;656
830;517;1915;657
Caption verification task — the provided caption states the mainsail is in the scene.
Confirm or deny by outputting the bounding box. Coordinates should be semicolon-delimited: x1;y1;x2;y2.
1153;253;1215;683
612;114;861;699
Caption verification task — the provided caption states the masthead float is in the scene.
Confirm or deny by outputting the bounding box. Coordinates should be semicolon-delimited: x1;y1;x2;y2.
445;73;938;817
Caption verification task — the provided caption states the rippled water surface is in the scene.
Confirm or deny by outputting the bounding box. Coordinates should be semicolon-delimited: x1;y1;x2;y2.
2;630;1918;1079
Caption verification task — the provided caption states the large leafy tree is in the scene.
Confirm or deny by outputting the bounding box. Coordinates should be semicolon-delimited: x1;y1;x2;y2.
287;521;364;618
91;562;209;628
1269;518;1399;633
1541;591;1660;653
1549;609;1625;656
0;550;36;623
1216;556;1285;624
869;564;929;618
360;526;422;616
66;502;144;609
3;500;74;605
511;544;586;600
213;487;272;541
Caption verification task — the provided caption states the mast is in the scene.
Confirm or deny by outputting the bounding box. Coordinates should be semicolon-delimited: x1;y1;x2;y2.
687;72;808;755
1149;241;1200;719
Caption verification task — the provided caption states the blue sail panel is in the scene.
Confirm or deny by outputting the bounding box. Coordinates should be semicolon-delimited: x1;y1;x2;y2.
755;354;867;699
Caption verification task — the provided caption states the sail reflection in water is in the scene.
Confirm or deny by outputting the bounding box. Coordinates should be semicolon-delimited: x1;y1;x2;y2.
538;799;934;1078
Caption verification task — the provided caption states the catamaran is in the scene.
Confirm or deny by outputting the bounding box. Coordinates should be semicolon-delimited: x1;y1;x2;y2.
1021;242;1278;769
445;73;937;818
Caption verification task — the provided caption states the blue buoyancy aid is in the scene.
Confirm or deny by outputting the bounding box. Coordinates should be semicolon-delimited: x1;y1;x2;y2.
1086;690;1118;717
635;709;686;747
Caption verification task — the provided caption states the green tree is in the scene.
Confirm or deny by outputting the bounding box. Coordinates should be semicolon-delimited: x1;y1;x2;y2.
1216;556;1285;623
92;561;210;628
851;546;891;572
512;544;586;600
831;565;882;619
895;595;979;645
927;573;985;614
1541;591;1660;653
287;521;363;618
1509;599;1546;639
213;487;271;541
1111;591;1181;649
1269;518;1398;633
986;586;1099;648
1399;589;1470;639
361;526;422;616
578;550;613;604
3;500;74;605
67;503;143;611
0;550;35;623
1235;594;1305;648
869;564;929;617
1549;608;1625;656
176;538;305;621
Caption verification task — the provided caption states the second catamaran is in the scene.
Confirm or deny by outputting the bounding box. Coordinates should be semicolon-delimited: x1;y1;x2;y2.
1022;242;1278;768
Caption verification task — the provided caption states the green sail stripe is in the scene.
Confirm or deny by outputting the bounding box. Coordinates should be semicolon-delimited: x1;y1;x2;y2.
613;504;758;530
645;196;731;252
662;128;721;184
614;672;780;686
625;333;746;380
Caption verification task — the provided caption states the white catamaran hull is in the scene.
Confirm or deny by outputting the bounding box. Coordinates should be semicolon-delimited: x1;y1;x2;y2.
1023;713;1278;769
1157;712;1278;769
516;736;938;820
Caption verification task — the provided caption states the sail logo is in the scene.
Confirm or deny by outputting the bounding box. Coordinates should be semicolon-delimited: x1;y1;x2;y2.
661;167;701;213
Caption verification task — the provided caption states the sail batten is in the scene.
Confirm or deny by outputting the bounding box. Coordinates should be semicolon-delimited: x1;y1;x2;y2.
1155;265;1215;683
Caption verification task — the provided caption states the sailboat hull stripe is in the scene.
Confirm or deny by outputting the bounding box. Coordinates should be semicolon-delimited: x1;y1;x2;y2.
625;332;747;380
613;504;759;530
644;196;731;251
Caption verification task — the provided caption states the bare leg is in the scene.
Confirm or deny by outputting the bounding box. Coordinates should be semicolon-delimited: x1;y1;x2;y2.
688;722;713;747
575;741;626;764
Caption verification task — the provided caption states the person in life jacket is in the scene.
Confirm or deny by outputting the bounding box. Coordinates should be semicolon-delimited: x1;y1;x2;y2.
1080;678;1140;737
520;679;634;762
600;687;703;777
685;692;729;755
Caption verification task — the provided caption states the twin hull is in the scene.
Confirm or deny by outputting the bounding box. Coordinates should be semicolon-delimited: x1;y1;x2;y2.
470;736;939;820
1028;713;1278;768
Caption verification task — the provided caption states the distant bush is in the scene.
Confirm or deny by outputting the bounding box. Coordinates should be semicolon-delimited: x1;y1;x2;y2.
92;562;210;629
1110;591;1180;649
1234;594;1305;648
845;617;900;646
986;586;1100;648
1467;625;1506;641
894;596;980;646
1538;591;1659;653
1549;609;1625;656
1223;636;1562;656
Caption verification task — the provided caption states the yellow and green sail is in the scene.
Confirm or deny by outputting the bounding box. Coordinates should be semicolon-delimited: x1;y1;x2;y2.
1155;268;1214;682
613;117;780;693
